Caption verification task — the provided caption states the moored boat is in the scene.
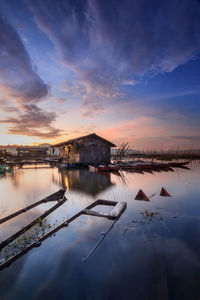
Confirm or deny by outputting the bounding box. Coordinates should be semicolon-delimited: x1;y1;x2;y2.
89;164;120;172
96;165;110;171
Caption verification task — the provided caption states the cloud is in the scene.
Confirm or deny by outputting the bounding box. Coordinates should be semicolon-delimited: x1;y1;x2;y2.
61;79;112;116
80;84;107;117
0;14;64;139
171;135;200;141
121;80;138;86
0;99;19;113
0;104;63;139
27;0;200;114
0;13;48;103
98;116;200;149
99;117;169;142
61;80;86;98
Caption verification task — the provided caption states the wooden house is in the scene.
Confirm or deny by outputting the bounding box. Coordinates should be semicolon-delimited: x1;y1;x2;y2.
50;133;116;165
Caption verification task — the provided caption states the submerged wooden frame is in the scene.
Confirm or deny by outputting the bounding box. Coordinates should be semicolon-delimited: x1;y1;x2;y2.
0;197;67;251
0;188;66;225
0;198;127;271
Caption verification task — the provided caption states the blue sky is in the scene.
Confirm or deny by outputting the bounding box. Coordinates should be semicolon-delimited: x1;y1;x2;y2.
0;0;200;149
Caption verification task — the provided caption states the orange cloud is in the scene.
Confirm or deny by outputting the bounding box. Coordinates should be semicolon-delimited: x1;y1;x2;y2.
98;117;200;150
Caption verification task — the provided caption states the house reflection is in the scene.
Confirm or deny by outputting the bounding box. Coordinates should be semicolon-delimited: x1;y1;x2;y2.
55;169;114;197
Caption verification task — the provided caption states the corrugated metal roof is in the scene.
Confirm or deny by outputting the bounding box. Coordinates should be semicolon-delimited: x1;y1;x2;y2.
51;133;116;148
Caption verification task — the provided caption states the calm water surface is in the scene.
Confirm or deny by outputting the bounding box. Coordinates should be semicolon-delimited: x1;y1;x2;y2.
0;162;200;300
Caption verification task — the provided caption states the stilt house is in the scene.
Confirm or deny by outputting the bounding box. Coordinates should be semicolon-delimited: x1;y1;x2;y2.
50;133;116;165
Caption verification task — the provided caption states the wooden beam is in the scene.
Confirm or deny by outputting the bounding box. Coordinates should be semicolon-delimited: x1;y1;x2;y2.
0;197;67;251
82;209;109;218
109;202;127;219
82;202;127;261
0;188;66;225
97;199;118;206
0;199;126;271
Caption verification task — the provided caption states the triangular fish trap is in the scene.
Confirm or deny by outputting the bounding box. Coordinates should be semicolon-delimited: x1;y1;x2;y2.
160;187;171;197
135;189;150;201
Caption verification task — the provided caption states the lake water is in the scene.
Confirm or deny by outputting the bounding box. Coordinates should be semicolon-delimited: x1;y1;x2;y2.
0;162;199;300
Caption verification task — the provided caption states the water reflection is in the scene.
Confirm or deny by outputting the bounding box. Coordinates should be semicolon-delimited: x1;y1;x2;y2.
0;162;199;300
0;255;27;298
55;169;114;197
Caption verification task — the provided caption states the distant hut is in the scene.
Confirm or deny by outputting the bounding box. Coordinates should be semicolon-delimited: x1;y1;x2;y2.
16;147;48;160
50;133;116;165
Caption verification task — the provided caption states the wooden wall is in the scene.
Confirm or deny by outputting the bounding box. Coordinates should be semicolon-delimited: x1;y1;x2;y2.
56;136;112;164
79;137;111;165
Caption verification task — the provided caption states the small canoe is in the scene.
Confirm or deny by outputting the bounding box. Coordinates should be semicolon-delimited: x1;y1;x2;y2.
94;165;120;172
89;165;96;172
108;164;120;171
97;165;110;171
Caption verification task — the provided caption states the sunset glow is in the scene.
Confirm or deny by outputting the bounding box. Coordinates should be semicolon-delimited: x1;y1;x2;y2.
0;0;200;149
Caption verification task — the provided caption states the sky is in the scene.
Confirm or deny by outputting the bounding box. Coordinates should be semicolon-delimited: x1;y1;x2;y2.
0;0;200;150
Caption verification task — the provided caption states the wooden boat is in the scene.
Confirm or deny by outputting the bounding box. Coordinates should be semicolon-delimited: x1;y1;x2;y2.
0;198;127;271
108;164;120;171
82;200;127;261
168;161;190;167
82;200;127;220
88;165;96;172
118;161;190;172
0;188;66;225
97;165;110;171
0;196;67;251
89;164;120;172
89;161;190;174
89;165;109;172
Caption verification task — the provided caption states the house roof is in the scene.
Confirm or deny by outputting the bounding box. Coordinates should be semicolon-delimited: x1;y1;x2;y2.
51;133;116;148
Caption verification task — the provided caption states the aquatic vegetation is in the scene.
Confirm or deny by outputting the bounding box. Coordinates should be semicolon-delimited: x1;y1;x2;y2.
0;219;58;266
0;161;199;299
37;217;43;226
